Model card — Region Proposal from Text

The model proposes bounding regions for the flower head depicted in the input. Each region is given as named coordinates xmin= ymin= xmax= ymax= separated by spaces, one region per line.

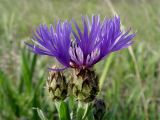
xmin=71 ymin=15 xmax=135 ymax=68
xmin=47 ymin=66 xmax=68 ymax=101
xmin=26 ymin=21 xmax=72 ymax=70
xmin=26 ymin=16 xmax=135 ymax=71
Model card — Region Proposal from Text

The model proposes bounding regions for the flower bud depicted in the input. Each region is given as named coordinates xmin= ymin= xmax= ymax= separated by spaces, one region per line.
xmin=93 ymin=99 xmax=106 ymax=120
xmin=69 ymin=68 xmax=99 ymax=102
xmin=47 ymin=68 xmax=68 ymax=101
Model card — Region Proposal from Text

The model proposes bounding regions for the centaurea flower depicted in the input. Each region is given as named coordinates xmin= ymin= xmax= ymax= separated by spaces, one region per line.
xmin=26 ymin=15 xmax=135 ymax=102
xmin=26 ymin=16 xmax=135 ymax=71
xmin=71 ymin=15 xmax=135 ymax=69
xmin=26 ymin=21 xmax=72 ymax=71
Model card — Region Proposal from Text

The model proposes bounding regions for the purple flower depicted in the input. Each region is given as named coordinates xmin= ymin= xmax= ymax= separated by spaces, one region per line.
xmin=26 ymin=16 xmax=135 ymax=71
xmin=26 ymin=21 xmax=72 ymax=70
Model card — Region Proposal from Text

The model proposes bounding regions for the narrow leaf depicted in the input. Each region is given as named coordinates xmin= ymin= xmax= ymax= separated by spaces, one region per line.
xmin=59 ymin=101 xmax=71 ymax=120
xmin=35 ymin=108 xmax=48 ymax=120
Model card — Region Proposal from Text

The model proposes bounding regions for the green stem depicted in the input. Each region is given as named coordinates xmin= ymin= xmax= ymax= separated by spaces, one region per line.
xmin=99 ymin=53 xmax=114 ymax=92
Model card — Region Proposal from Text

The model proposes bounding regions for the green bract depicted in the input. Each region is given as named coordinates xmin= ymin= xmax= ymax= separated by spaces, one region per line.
xmin=47 ymin=69 xmax=68 ymax=101
xmin=69 ymin=69 xmax=99 ymax=102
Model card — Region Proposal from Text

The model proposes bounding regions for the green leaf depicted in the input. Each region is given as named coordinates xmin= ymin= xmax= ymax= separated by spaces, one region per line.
xmin=35 ymin=108 xmax=48 ymax=120
xmin=76 ymin=103 xmax=92 ymax=120
xmin=30 ymin=54 xmax=37 ymax=79
xmin=76 ymin=107 xmax=84 ymax=120
xmin=20 ymin=48 xmax=37 ymax=94
xmin=20 ymin=48 xmax=32 ymax=93
xmin=59 ymin=101 xmax=71 ymax=120
xmin=82 ymin=104 xmax=92 ymax=120
xmin=87 ymin=110 xmax=95 ymax=120
xmin=76 ymin=102 xmax=90 ymax=120
xmin=0 ymin=70 xmax=20 ymax=117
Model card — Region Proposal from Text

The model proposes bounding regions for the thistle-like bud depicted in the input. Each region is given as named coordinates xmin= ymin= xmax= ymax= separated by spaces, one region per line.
xmin=69 ymin=68 xmax=99 ymax=102
xmin=93 ymin=99 xmax=106 ymax=120
xmin=47 ymin=67 xmax=68 ymax=101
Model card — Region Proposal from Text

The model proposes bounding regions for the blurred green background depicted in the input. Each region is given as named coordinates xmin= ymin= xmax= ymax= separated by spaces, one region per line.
xmin=0 ymin=0 xmax=160 ymax=120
